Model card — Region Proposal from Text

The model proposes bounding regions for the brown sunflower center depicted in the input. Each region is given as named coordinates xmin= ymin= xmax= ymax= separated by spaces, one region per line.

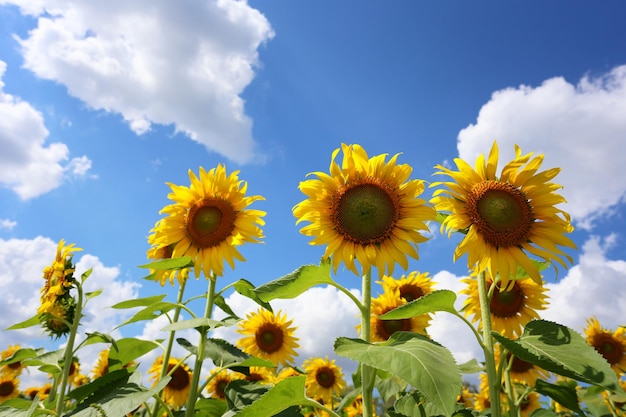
xmin=255 ymin=323 xmax=284 ymax=354
xmin=467 ymin=180 xmax=533 ymax=248
xmin=490 ymin=281 xmax=525 ymax=318
xmin=315 ymin=366 xmax=336 ymax=388
xmin=377 ymin=312 xmax=412 ymax=340
xmin=332 ymin=181 xmax=399 ymax=245
xmin=0 ymin=381 xmax=15 ymax=396
xmin=186 ymin=198 xmax=236 ymax=249
xmin=8 ymin=361 xmax=21 ymax=370
xmin=507 ymin=353 xmax=534 ymax=373
xmin=247 ymin=372 xmax=263 ymax=382
xmin=399 ymin=284 xmax=425 ymax=302
xmin=216 ymin=379 xmax=229 ymax=398
xmin=167 ymin=364 xmax=191 ymax=391
xmin=593 ymin=334 xmax=624 ymax=365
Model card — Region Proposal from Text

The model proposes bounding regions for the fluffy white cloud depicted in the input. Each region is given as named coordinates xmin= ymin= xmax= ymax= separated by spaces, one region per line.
xmin=7 ymin=0 xmax=274 ymax=164
xmin=0 ymin=218 xmax=17 ymax=230
xmin=457 ymin=65 xmax=626 ymax=229
xmin=0 ymin=61 xmax=92 ymax=199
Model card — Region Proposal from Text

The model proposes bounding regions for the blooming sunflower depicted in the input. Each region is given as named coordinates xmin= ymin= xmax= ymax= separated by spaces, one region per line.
xmin=38 ymin=239 xmax=81 ymax=315
xmin=431 ymin=141 xmax=576 ymax=288
xmin=584 ymin=317 xmax=626 ymax=375
xmin=456 ymin=387 xmax=475 ymax=408
xmin=91 ymin=349 xmax=110 ymax=380
xmin=206 ymin=368 xmax=242 ymax=400
xmin=293 ymin=143 xmax=435 ymax=278
xmin=494 ymin=345 xmax=549 ymax=386
xmin=276 ymin=366 xmax=302 ymax=382
xmin=343 ymin=394 xmax=378 ymax=417
xmin=368 ymin=291 xmax=430 ymax=342
xmin=149 ymin=165 xmax=265 ymax=279
xmin=236 ymin=308 xmax=300 ymax=366
xmin=145 ymin=240 xmax=191 ymax=286
xmin=519 ymin=392 xmax=542 ymax=417
xmin=24 ymin=386 xmax=41 ymax=400
xmin=303 ymin=356 xmax=346 ymax=403
xmin=0 ymin=374 xmax=19 ymax=402
xmin=461 ymin=273 xmax=548 ymax=339
xmin=0 ymin=345 xmax=25 ymax=377
xmin=378 ymin=271 xmax=435 ymax=302
xmin=148 ymin=355 xmax=192 ymax=409
xmin=242 ymin=366 xmax=275 ymax=384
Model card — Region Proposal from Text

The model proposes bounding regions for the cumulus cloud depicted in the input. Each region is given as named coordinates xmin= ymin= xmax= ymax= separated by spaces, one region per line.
xmin=0 ymin=218 xmax=17 ymax=230
xmin=0 ymin=60 xmax=92 ymax=199
xmin=7 ymin=0 xmax=274 ymax=164
xmin=457 ymin=65 xmax=626 ymax=229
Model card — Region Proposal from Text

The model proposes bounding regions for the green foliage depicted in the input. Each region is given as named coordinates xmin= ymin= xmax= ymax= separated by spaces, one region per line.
xmin=110 ymin=294 xmax=167 ymax=309
xmin=233 ymin=279 xmax=273 ymax=312
xmin=335 ymin=332 xmax=462 ymax=416
xmin=107 ymin=337 xmax=160 ymax=370
xmin=253 ymin=259 xmax=333 ymax=302
xmin=379 ymin=290 xmax=458 ymax=319
xmin=0 ymin=398 xmax=42 ymax=417
xmin=138 ymin=256 xmax=195 ymax=270
xmin=534 ymin=379 xmax=585 ymax=416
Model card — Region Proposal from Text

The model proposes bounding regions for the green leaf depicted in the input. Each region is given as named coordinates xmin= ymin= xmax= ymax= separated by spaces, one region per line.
xmin=108 ymin=338 xmax=160 ymax=371
xmin=534 ymin=379 xmax=584 ymax=416
xmin=68 ymin=368 xmax=132 ymax=403
xmin=161 ymin=317 xmax=224 ymax=332
xmin=214 ymin=293 xmax=240 ymax=319
xmin=228 ymin=376 xmax=319 ymax=417
xmin=85 ymin=288 xmax=103 ymax=301
xmin=493 ymin=320 xmax=623 ymax=392
xmin=6 ymin=314 xmax=41 ymax=330
xmin=138 ymin=256 xmax=194 ymax=270
xmin=334 ymin=332 xmax=462 ymax=417
xmin=114 ymin=301 xmax=177 ymax=328
xmin=457 ymin=358 xmax=483 ymax=374
xmin=253 ymin=260 xmax=333 ymax=302
xmin=110 ymin=294 xmax=166 ymax=309
xmin=194 ymin=398 xmax=229 ymax=416
xmin=0 ymin=397 xmax=41 ymax=416
xmin=233 ymin=279 xmax=273 ymax=312
xmin=81 ymin=332 xmax=118 ymax=349
xmin=394 ymin=391 xmax=425 ymax=417
xmin=23 ymin=349 xmax=63 ymax=370
xmin=380 ymin=290 xmax=458 ymax=320
xmin=0 ymin=348 xmax=43 ymax=367
xmin=80 ymin=268 xmax=93 ymax=283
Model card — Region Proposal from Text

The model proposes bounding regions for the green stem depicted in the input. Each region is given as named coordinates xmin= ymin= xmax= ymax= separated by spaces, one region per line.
xmin=503 ymin=352 xmax=519 ymax=417
xmin=477 ymin=271 xmax=502 ymax=417
xmin=328 ymin=280 xmax=365 ymax=315
xmin=360 ymin=269 xmax=375 ymax=417
xmin=55 ymin=282 xmax=84 ymax=416
xmin=184 ymin=276 xmax=217 ymax=417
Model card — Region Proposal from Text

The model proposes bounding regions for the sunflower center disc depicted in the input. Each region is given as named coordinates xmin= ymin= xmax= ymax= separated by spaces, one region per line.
xmin=400 ymin=285 xmax=424 ymax=302
xmin=490 ymin=281 xmax=525 ymax=318
xmin=256 ymin=324 xmax=284 ymax=354
xmin=335 ymin=183 xmax=397 ymax=245
xmin=186 ymin=199 xmax=236 ymax=248
xmin=168 ymin=365 xmax=190 ymax=391
xmin=508 ymin=354 xmax=533 ymax=373
xmin=0 ymin=381 xmax=13 ymax=396
xmin=469 ymin=181 xmax=533 ymax=248
xmin=379 ymin=318 xmax=411 ymax=340
xmin=316 ymin=368 xmax=336 ymax=388
xmin=597 ymin=336 xmax=622 ymax=364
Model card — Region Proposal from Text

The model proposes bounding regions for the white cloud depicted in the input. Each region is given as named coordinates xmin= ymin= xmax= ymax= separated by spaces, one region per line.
xmin=457 ymin=65 xmax=626 ymax=229
xmin=0 ymin=60 xmax=92 ymax=199
xmin=8 ymin=0 xmax=274 ymax=164
xmin=0 ymin=218 xmax=17 ymax=230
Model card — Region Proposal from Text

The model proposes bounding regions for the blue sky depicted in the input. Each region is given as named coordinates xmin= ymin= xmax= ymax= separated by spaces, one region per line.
xmin=1 ymin=1 xmax=626 ymax=388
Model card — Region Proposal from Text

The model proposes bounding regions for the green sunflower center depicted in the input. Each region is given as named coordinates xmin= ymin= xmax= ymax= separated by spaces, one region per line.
xmin=0 ymin=381 xmax=15 ymax=396
xmin=255 ymin=323 xmax=284 ymax=354
xmin=468 ymin=180 xmax=534 ymax=248
xmin=167 ymin=364 xmax=191 ymax=391
xmin=333 ymin=181 xmax=399 ymax=245
xmin=186 ymin=198 xmax=236 ymax=248
xmin=315 ymin=367 xmax=336 ymax=388
xmin=593 ymin=334 xmax=624 ymax=365
xmin=490 ymin=281 xmax=525 ymax=318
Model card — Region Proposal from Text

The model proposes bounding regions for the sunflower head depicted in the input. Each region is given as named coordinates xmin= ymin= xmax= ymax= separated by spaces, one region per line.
xmin=303 ymin=356 xmax=346 ymax=403
xmin=39 ymin=240 xmax=81 ymax=315
xmin=294 ymin=143 xmax=435 ymax=278
xmin=584 ymin=317 xmax=626 ymax=375
xmin=1 ymin=345 xmax=25 ymax=377
xmin=494 ymin=345 xmax=549 ymax=386
xmin=431 ymin=141 xmax=576 ymax=287
xmin=369 ymin=291 xmax=430 ymax=342
xmin=236 ymin=308 xmax=300 ymax=366
xmin=148 ymin=355 xmax=193 ymax=409
xmin=145 ymin=240 xmax=191 ymax=286
xmin=378 ymin=271 xmax=435 ymax=302
xmin=0 ymin=373 xmax=19 ymax=402
xmin=149 ymin=165 xmax=265 ymax=279
xmin=40 ymin=296 xmax=76 ymax=338
xmin=206 ymin=368 xmax=242 ymax=400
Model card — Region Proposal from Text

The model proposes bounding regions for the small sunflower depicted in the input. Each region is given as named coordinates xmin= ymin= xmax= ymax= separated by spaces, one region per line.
xmin=40 ymin=298 xmax=76 ymax=338
xmin=236 ymin=308 xmax=300 ymax=366
xmin=67 ymin=357 xmax=81 ymax=387
xmin=584 ymin=317 xmax=626 ymax=375
xmin=0 ymin=345 xmax=25 ymax=377
xmin=24 ymin=386 xmax=41 ymax=400
xmin=343 ymin=394 xmax=378 ymax=417
xmin=378 ymin=271 xmax=435 ymax=302
xmin=293 ymin=143 xmax=435 ymax=278
xmin=275 ymin=366 xmax=302 ymax=382
xmin=431 ymin=141 xmax=576 ymax=288
xmin=242 ymin=366 xmax=275 ymax=384
xmin=206 ymin=368 xmax=242 ymax=400
xmin=461 ymin=273 xmax=548 ymax=339
xmin=456 ymin=387 xmax=474 ymax=409
xmin=38 ymin=240 xmax=81 ymax=314
xmin=149 ymin=165 xmax=265 ymax=279
xmin=495 ymin=345 xmax=549 ymax=386
xmin=303 ymin=356 xmax=345 ymax=403
xmin=146 ymin=240 xmax=191 ymax=286
xmin=369 ymin=291 xmax=430 ymax=342
xmin=91 ymin=349 xmax=110 ymax=380
xmin=148 ymin=355 xmax=192 ymax=409
xmin=519 ymin=392 xmax=542 ymax=417
xmin=0 ymin=374 xmax=19 ymax=402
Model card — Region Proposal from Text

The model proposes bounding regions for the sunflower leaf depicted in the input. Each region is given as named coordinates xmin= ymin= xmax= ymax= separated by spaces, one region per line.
xmin=0 ymin=398 xmax=41 ymax=416
xmin=334 ymin=332 xmax=461 ymax=417
xmin=161 ymin=317 xmax=223 ymax=332
xmin=5 ymin=314 xmax=41 ymax=330
xmin=233 ymin=279 xmax=273 ymax=312
xmin=108 ymin=338 xmax=160 ymax=371
xmin=110 ymin=294 xmax=167 ymax=309
xmin=114 ymin=301 xmax=177 ymax=329
xmin=137 ymin=256 xmax=194 ymax=270
xmin=253 ymin=260 xmax=333 ymax=302
xmin=534 ymin=379 xmax=585 ymax=416
xmin=379 ymin=290 xmax=457 ymax=320
xmin=493 ymin=320 xmax=624 ymax=393
xmin=0 ymin=347 xmax=43 ymax=367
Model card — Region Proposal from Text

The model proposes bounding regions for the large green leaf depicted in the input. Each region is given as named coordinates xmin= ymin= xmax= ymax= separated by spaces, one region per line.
xmin=0 ymin=348 xmax=43 ymax=367
xmin=114 ymin=301 xmax=178 ymax=328
xmin=233 ymin=279 xmax=273 ymax=312
xmin=534 ymin=379 xmax=584 ymax=416
xmin=0 ymin=398 xmax=42 ymax=416
xmin=335 ymin=332 xmax=461 ymax=417
xmin=253 ymin=260 xmax=333 ymax=302
xmin=161 ymin=317 xmax=224 ymax=332
xmin=110 ymin=294 xmax=166 ymax=309
xmin=493 ymin=320 xmax=623 ymax=393
xmin=138 ymin=256 xmax=194 ymax=270
xmin=108 ymin=338 xmax=160 ymax=371
xmin=6 ymin=314 xmax=40 ymax=331
xmin=379 ymin=290 xmax=458 ymax=320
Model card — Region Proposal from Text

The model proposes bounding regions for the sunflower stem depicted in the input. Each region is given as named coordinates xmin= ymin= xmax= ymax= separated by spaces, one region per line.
xmin=477 ymin=271 xmax=502 ymax=417
xmin=184 ymin=275 xmax=217 ymax=417
xmin=55 ymin=281 xmax=84 ymax=416
xmin=360 ymin=269 xmax=375 ymax=417
xmin=503 ymin=353 xmax=520 ymax=417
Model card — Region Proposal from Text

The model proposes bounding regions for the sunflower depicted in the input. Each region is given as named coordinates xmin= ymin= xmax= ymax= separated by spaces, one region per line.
xmin=24 ymin=386 xmax=41 ymax=400
xmin=343 ymin=394 xmax=378 ymax=417
xmin=148 ymin=165 xmax=265 ymax=280
xmin=91 ymin=349 xmax=110 ymax=380
xmin=461 ymin=273 xmax=548 ymax=339
xmin=146 ymin=240 xmax=191 ymax=286
xmin=40 ymin=298 xmax=76 ymax=338
xmin=494 ymin=345 xmax=549 ymax=386
xmin=368 ymin=291 xmax=430 ymax=342
xmin=242 ymin=366 xmax=276 ymax=384
xmin=474 ymin=373 xmax=504 ymax=413
xmin=0 ymin=345 xmax=25 ymax=377
xmin=38 ymin=239 xmax=81 ymax=315
xmin=148 ymin=355 xmax=192 ymax=409
xmin=456 ymin=387 xmax=474 ymax=409
xmin=206 ymin=368 xmax=242 ymax=400
xmin=584 ymin=317 xmax=626 ymax=375
xmin=276 ymin=366 xmax=302 ymax=382
xmin=0 ymin=374 xmax=19 ymax=402
xmin=303 ymin=356 xmax=345 ymax=403
xmin=519 ymin=392 xmax=542 ymax=417
xmin=236 ymin=308 xmax=300 ymax=366
xmin=431 ymin=141 xmax=576 ymax=288
xmin=378 ymin=271 xmax=435 ymax=302
xmin=293 ymin=143 xmax=435 ymax=278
